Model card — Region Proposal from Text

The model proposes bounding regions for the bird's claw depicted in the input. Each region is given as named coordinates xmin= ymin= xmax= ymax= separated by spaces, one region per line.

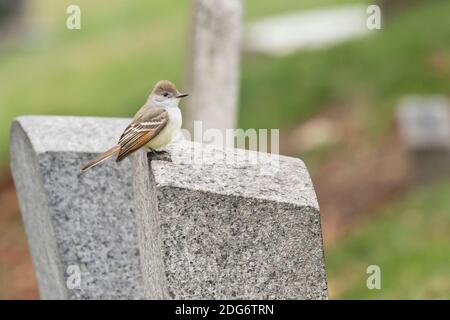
xmin=147 ymin=149 xmax=172 ymax=162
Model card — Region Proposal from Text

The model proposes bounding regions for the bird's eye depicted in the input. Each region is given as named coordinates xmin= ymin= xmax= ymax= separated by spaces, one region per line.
xmin=163 ymin=92 xmax=169 ymax=97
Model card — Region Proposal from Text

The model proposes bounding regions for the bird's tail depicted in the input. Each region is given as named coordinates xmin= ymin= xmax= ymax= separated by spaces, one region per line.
xmin=80 ymin=145 xmax=120 ymax=172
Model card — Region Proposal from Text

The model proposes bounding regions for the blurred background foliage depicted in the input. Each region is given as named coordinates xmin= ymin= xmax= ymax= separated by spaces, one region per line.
xmin=0 ymin=0 xmax=449 ymax=299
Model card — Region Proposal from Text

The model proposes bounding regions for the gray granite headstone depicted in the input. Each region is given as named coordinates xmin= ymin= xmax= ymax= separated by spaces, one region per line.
xmin=133 ymin=137 xmax=328 ymax=299
xmin=10 ymin=116 xmax=328 ymax=299
xmin=10 ymin=116 xmax=143 ymax=299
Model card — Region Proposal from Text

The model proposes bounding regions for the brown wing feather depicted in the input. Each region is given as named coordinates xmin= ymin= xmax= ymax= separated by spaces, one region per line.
xmin=116 ymin=107 xmax=168 ymax=162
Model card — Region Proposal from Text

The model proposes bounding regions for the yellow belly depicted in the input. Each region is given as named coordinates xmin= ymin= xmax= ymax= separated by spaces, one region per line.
xmin=146 ymin=107 xmax=182 ymax=150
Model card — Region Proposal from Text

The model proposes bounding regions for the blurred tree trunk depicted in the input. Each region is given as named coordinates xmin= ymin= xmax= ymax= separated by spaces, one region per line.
xmin=0 ymin=0 xmax=25 ymax=24
xmin=376 ymin=0 xmax=420 ymax=15
xmin=184 ymin=0 xmax=242 ymax=144
xmin=0 ymin=0 xmax=26 ymax=40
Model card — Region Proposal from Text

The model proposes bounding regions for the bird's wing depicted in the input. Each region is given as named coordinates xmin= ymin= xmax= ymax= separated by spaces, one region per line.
xmin=116 ymin=107 xmax=169 ymax=162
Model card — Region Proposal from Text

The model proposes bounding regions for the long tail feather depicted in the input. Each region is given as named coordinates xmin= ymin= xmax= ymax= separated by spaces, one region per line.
xmin=80 ymin=145 xmax=120 ymax=172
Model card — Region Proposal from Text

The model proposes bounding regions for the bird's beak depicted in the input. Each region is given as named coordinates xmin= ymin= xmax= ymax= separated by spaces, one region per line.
xmin=176 ymin=93 xmax=189 ymax=98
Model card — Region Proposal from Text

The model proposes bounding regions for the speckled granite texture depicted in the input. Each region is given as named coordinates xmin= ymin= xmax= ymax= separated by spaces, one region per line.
xmin=133 ymin=135 xmax=328 ymax=299
xmin=10 ymin=116 xmax=328 ymax=300
xmin=10 ymin=116 xmax=143 ymax=299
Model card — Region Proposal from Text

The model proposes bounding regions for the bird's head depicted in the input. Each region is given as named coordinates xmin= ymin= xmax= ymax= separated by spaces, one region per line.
xmin=149 ymin=80 xmax=188 ymax=107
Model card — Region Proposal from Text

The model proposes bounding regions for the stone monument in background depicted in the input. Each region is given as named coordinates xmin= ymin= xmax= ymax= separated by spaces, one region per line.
xmin=397 ymin=95 xmax=450 ymax=184
xmin=184 ymin=0 xmax=242 ymax=144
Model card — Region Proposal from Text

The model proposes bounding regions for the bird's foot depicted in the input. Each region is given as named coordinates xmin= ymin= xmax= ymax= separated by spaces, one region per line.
xmin=147 ymin=149 xmax=172 ymax=162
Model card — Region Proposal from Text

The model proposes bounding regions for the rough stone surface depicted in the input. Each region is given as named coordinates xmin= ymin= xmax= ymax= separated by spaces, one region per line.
xmin=133 ymin=138 xmax=328 ymax=299
xmin=11 ymin=116 xmax=328 ymax=300
xmin=10 ymin=116 xmax=143 ymax=299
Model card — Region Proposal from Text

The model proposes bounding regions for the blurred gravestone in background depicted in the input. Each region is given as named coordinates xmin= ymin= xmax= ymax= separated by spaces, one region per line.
xmin=0 ymin=0 xmax=25 ymax=41
xmin=184 ymin=0 xmax=242 ymax=144
xmin=397 ymin=96 xmax=450 ymax=184
xmin=245 ymin=5 xmax=369 ymax=57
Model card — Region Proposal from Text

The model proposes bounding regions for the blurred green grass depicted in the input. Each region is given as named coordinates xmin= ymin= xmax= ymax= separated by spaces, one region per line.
xmin=0 ymin=0 xmax=449 ymax=299
xmin=327 ymin=181 xmax=450 ymax=299
xmin=240 ymin=0 xmax=450 ymax=135
xmin=0 ymin=0 xmax=367 ymax=168
xmin=3 ymin=0 xmax=448 ymax=166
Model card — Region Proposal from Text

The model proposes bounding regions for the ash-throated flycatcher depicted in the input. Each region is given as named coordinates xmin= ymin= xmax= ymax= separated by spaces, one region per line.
xmin=81 ymin=80 xmax=188 ymax=172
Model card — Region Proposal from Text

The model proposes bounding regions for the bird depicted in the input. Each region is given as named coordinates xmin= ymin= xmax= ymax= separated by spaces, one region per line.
xmin=80 ymin=80 xmax=188 ymax=172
